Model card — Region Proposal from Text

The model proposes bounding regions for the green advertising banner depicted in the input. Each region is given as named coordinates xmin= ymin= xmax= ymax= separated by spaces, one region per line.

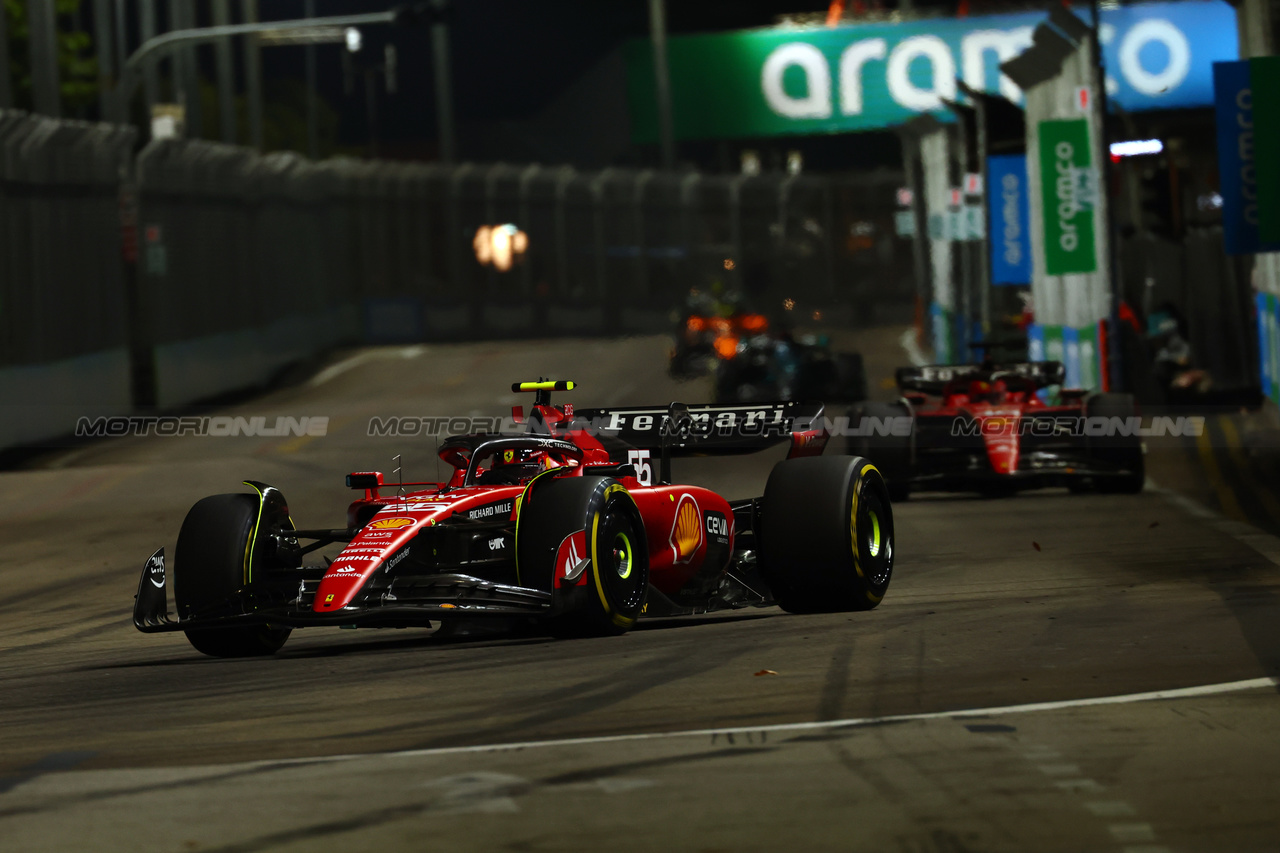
xmin=1251 ymin=56 xmax=1280 ymax=243
xmin=624 ymin=2 xmax=1238 ymax=141
xmin=1038 ymin=119 xmax=1098 ymax=276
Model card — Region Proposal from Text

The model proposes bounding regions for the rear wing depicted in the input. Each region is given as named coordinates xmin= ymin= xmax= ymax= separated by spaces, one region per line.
xmin=570 ymin=401 xmax=828 ymax=472
xmin=896 ymin=361 xmax=1065 ymax=395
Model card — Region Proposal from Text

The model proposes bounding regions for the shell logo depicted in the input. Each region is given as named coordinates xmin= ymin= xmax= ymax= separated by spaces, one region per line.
xmin=669 ymin=494 xmax=703 ymax=564
xmin=368 ymin=517 xmax=414 ymax=530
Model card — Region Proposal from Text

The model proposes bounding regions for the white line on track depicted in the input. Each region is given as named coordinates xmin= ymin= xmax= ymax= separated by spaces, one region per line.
xmin=1153 ymin=482 xmax=1280 ymax=568
xmin=307 ymin=346 xmax=426 ymax=388
xmin=168 ymin=676 xmax=1278 ymax=775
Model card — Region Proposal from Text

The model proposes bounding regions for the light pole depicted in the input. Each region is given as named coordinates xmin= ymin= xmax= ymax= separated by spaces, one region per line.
xmin=110 ymin=10 xmax=403 ymax=125
xmin=647 ymin=0 xmax=674 ymax=170
xmin=429 ymin=0 xmax=456 ymax=163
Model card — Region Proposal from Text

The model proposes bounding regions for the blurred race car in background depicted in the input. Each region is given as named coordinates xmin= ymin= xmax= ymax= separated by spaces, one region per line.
xmin=849 ymin=360 xmax=1144 ymax=501
xmin=670 ymin=309 xmax=867 ymax=405
xmin=135 ymin=381 xmax=896 ymax=657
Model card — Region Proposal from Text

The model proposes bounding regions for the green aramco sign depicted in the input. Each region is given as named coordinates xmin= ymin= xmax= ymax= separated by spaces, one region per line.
xmin=1037 ymin=119 xmax=1097 ymax=276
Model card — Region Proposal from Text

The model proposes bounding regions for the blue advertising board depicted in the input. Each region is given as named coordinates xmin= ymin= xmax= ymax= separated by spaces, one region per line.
xmin=987 ymin=155 xmax=1032 ymax=285
xmin=1214 ymin=60 xmax=1280 ymax=254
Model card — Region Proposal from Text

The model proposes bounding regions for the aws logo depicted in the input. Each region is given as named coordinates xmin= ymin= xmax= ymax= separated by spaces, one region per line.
xmin=368 ymin=517 xmax=414 ymax=530
xmin=669 ymin=494 xmax=702 ymax=564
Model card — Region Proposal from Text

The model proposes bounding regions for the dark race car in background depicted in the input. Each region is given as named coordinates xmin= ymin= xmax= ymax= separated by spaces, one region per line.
xmin=135 ymin=381 xmax=896 ymax=657
xmin=670 ymin=310 xmax=867 ymax=405
xmin=849 ymin=361 xmax=1144 ymax=501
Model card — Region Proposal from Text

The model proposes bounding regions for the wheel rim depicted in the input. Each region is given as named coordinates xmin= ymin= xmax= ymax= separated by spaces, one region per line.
xmin=596 ymin=500 xmax=647 ymax=616
xmin=866 ymin=510 xmax=881 ymax=558
xmin=856 ymin=480 xmax=893 ymax=588
xmin=613 ymin=531 xmax=633 ymax=579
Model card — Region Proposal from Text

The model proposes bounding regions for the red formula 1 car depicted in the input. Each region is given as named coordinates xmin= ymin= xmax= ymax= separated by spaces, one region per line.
xmin=848 ymin=361 xmax=1144 ymax=501
xmin=135 ymin=381 xmax=895 ymax=657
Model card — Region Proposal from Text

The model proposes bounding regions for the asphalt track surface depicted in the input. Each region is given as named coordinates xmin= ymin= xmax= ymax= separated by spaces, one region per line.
xmin=2 ymin=331 xmax=1279 ymax=852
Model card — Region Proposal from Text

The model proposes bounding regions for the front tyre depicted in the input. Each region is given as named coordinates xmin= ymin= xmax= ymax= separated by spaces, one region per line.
xmin=759 ymin=456 xmax=894 ymax=613
xmin=174 ymin=493 xmax=291 ymax=658
xmin=516 ymin=476 xmax=650 ymax=637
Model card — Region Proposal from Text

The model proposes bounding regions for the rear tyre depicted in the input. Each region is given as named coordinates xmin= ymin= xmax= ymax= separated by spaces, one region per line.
xmin=516 ymin=476 xmax=650 ymax=637
xmin=848 ymin=401 xmax=912 ymax=502
xmin=1085 ymin=393 xmax=1145 ymax=494
xmin=834 ymin=352 xmax=868 ymax=402
xmin=174 ymin=493 xmax=291 ymax=658
xmin=759 ymin=456 xmax=894 ymax=613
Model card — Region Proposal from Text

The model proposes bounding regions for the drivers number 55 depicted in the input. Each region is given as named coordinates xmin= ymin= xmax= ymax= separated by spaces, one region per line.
xmin=627 ymin=450 xmax=653 ymax=486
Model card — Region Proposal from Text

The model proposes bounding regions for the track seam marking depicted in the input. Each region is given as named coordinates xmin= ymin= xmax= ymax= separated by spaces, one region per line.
xmin=107 ymin=676 xmax=1277 ymax=775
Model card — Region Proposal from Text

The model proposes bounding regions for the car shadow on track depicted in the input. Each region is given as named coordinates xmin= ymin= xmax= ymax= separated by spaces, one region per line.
xmin=89 ymin=611 xmax=781 ymax=668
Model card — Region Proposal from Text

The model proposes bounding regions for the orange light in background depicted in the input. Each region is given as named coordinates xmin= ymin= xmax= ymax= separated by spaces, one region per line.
xmin=713 ymin=335 xmax=740 ymax=359
xmin=738 ymin=314 xmax=768 ymax=332
xmin=473 ymin=223 xmax=529 ymax=272
xmin=783 ymin=298 xmax=795 ymax=310
xmin=686 ymin=316 xmax=706 ymax=332
xmin=812 ymin=310 xmax=822 ymax=321
xmin=723 ymin=258 xmax=735 ymax=270
xmin=709 ymin=317 xmax=732 ymax=335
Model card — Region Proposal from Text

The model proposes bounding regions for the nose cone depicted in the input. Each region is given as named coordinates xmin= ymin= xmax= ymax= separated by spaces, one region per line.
xmin=313 ymin=517 xmax=417 ymax=612
xmin=977 ymin=408 xmax=1021 ymax=476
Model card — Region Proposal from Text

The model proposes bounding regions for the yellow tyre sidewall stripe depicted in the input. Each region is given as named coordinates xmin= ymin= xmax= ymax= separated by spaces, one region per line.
xmin=849 ymin=461 xmax=885 ymax=604
xmin=592 ymin=483 xmax=639 ymax=628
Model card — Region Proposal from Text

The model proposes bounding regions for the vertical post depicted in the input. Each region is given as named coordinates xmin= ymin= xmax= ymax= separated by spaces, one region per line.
xmin=1237 ymin=0 xmax=1275 ymax=58
xmin=0 ymin=1 xmax=10 ymax=109
xmin=93 ymin=0 xmax=114 ymax=117
xmin=114 ymin=0 xmax=128 ymax=83
xmin=901 ymin=136 xmax=929 ymax=345
xmin=241 ymin=0 xmax=263 ymax=150
xmin=169 ymin=0 xmax=201 ymax=138
xmin=430 ymin=0 xmax=456 ymax=163
xmin=648 ymin=0 xmax=675 ymax=170
xmin=304 ymin=0 xmax=318 ymax=159
xmin=365 ymin=69 xmax=378 ymax=158
xmin=140 ymin=0 xmax=158 ymax=115
xmin=0 ymin=9 xmax=9 ymax=109
xmin=1089 ymin=0 xmax=1121 ymax=391
xmin=27 ymin=0 xmax=62 ymax=117
xmin=973 ymin=97 xmax=991 ymax=338
xmin=213 ymin=0 xmax=236 ymax=143
xmin=955 ymin=124 xmax=973 ymax=356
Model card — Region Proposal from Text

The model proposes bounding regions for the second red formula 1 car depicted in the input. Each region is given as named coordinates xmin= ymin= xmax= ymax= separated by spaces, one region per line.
xmin=134 ymin=381 xmax=896 ymax=657
xmin=848 ymin=361 xmax=1144 ymax=501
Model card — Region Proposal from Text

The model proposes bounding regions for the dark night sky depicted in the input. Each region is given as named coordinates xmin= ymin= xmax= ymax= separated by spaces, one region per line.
xmin=257 ymin=1 xmax=832 ymax=151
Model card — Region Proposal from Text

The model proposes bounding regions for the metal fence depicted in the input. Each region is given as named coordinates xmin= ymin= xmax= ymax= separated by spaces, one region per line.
xmin=1 ymin=112 xmax=913 ymax=445
xmin=135 ymin=149 xmax=914 ymax=346
xmin=0 ymin=111 xmax=137 ymax=450
xmin=0 ymin=112 xmax=135 ymax=368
